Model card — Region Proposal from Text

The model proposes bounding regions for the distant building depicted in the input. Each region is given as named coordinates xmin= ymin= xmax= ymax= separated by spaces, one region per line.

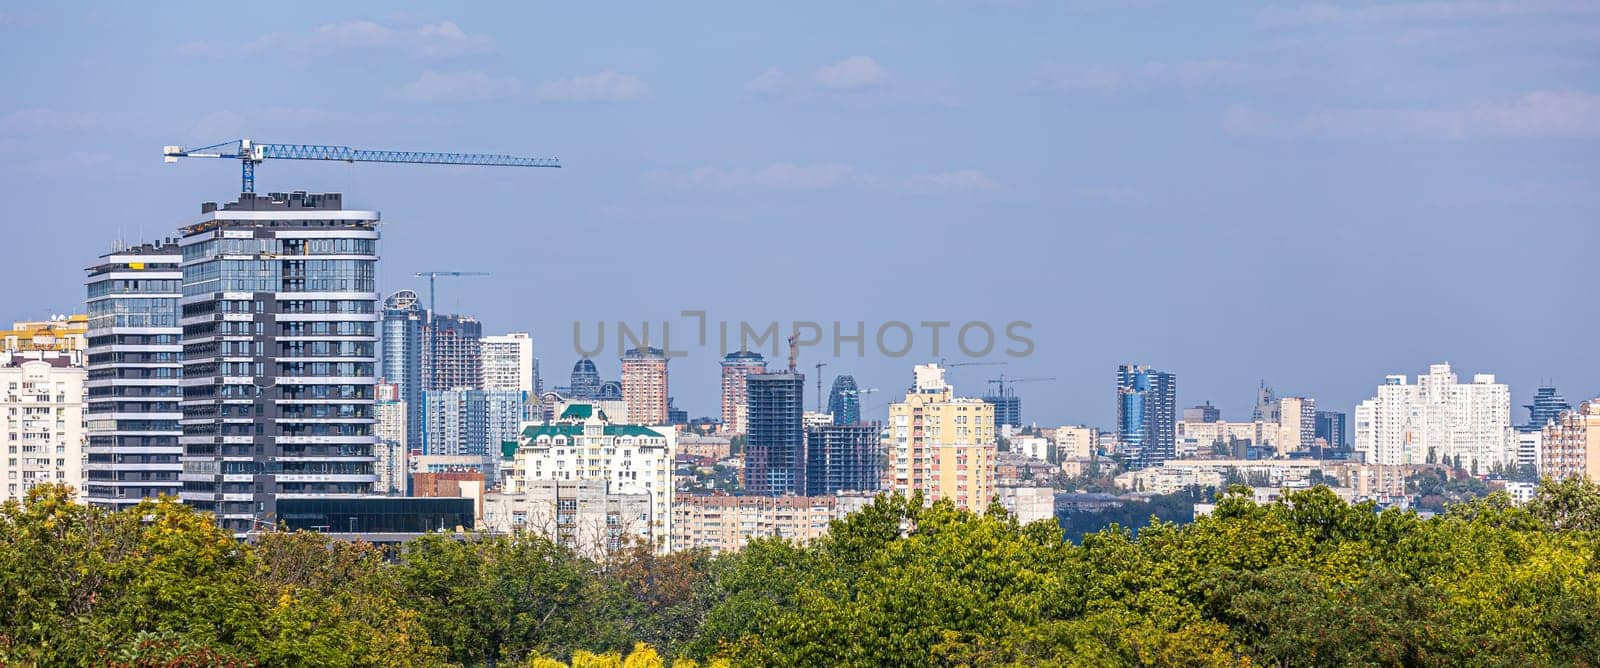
xmin=745 ymin=371 xmax=805 ymax=495
xmin=84 ymin=240 xmax=181 ymax=510
xmin=1542 ymin=400 xmax=1600 ymax=483
xmin=1051 ymin=425 xmax=1099 ymax=460
xmin=1 ymin=315 xmax=89 ymax=354
xmin=984 ymin=393 xmax=1022 ymax=433
xmin=501 ymin=404 xmax=675 ymax=551
xmin=374 ymin=382 xmax=408 ymax=495
xmin=481 ymin=480 xmax=650 ymax=557
xmin=1117 ymin=364 xmax=1177 ymax=469
xmin=997 ymin=486 xmax=1055 ymax=524
xmin=621 ymin=346 xmax=669 ymax=425
xmin=1315 ymin=410 xmax=1347 ymax=449
xmin=428 ymin=313 xmax=482 ymax=392
xmin=1183 ymin=402 xmax=1221 ymax=423
xmin=481 ymin=333 xmax=536 ymax=419
xmin=888 ymin=364 xmax=997 ymax=512
xmin=1252 ymin=382 xmax=1280 ymax=422
xmin=422 ymin=389 xmax=524 ymax=459
xmin=827 ymin=374 xmax=862 ymax=425
xmin=1523 ymin=385 xmax=1571 ymax=432
xmin=804 ymin=421 xmax=883 ymax=495
xmin=1 ymin=353 xmax=86 ymax=501
xmin=1278 ymin=396 xmax=1317 ymax=453
xmin=1353 ymin=363 xmax=1512 ymax=470
xmin=719 ymin=350 xmax=766 ymax=435
xmin=667 ymin=397 xmax=688 ymax=425
xmin=671 ymin=493 xmax=837 ymax=555
xmin=380 ymin=290 xmax=427 ymax=467
xmin=1516 ymin=430 xmax=1542 ymax=476
xmin=569 ymin=358 xmax=601 ymax=400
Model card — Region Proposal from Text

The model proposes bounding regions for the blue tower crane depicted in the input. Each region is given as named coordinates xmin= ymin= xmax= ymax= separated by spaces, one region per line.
xmin=162 ymin=138 xmax=560 ymax=193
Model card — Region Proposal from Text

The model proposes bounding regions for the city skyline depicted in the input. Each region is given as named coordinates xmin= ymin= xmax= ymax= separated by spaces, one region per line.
xmin=1 ymin=3 xmax=1596 ymax=427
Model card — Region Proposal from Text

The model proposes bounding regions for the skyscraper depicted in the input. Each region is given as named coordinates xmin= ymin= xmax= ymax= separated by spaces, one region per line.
xmin=428 ymin=313 xmax=482 ymax=391
xmin=745 ymin=371 xmax=805 ymax=495
xmin=804 ymin=421 xmax=882 ymax=495
xmin=481 ymin=332 xmax=535 ymax=419
xmin=1315 ymin=410 xmax=1347 ymax=450
xmin=1353 ymin=363 xmax=1512 ymax=470
xmin=1523 ymin=385 xmax=1572 ymax=432
xmin=422 ymin=388 xmax=523 ymax=458
xmin=380 ymin=289 xmax=425 ymax=456
xmin=886 ymin=364 xmax=997 ymax=511
xmin=621 ymin=346 xmax=668 ymax=425
xmin=719 ymin=350 xmax=766 ymax=434
xmin=985 ymin=393 xmax=1022 ymax=432
xmin=827 ymin=374 xmax=861 ymax=425
xmin=178 ymin=192 xmax=380 ymax=534
xmin=84 ymin=240 xmax=183 ymax=510
xmin=1116 ymin=364 xmax=1177 ymax=470
xmin=373 ymin=381 xmax=408 ymax=496
xmin=569 ymin=358 xmax=601 ymax=399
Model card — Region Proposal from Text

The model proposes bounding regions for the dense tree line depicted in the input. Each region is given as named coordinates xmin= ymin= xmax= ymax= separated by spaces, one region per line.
xmin=4 ymin=479 xmax=1600 ymax=666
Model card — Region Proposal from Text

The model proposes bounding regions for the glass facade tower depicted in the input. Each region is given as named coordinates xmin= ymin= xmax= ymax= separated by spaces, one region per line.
xmin=1116 ymin=364 xmax=1177 ymax=470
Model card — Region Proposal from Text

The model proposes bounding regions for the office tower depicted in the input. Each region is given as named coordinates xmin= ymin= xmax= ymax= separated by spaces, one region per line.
xmin=178 ymin=192 xmax=379 ymax=534
xmin=621 ymin=346 xmax=668 ymax=425
xmin=719 ymin=350 xmax=767 ymax=434
xmin=1 ymin=352 xmax=87 ymax=501
xmin=374 ymin=381 xmax=408 ymax=495
xmin=380 ymin=289 xmax=426 ymax=456
xmin=804 ymin=421 xmax=883 ymax=495
xmin=422 ymin=388 xmax=524 ymax=459
xmin=83 ymin=240 xmax=182 ymax=509
xmin=1315 ymin=410 xmax=1347 ymax=449
xmin=1523 ymin=385 xmax=1571 ymax=432
xmin=888 ymin=364 xmax=997 ymax=512
xmin=1116 ymin=364 xmax=1177 ymax=470
xmin=1183 ymin=402 xmax=1221 ymax=423
xmin=1252 ymin=382 xmax=1279 ymax=422
xmin=428 ymin=313 xmax=482 ymax=391
xmin=827 ymin=374 xmax=861 ymax=425
xmin=1542 ymin=400 xmax=1600 ymax=482
xmin=745 ymin=371 xmax=805 ymax=495
xmin=1278 ymin=396 xmax=1317 ymax=453
xmin=482 ymin=332 xmax=535 ymax=420
xmin=501 ymin=403 xmax=675 ymax=552
xmin=1352 ymin=363 xmax=1512 ymax=470
xmin=569 ymin=358 xmax=601 ymax=399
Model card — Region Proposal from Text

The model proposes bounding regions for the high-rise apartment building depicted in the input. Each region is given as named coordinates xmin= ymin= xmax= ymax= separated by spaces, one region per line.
xmin=1352 ymin=363 xmax=1512 ymax=470
xmin=374 ymin=381 xmax=407 ymax=495
xmin=422 ymin=388 xmax=524 ymax=459
xmin=427 ymin=313 xmax=482 ymax=391
xmin=827 ymin=374 xmax=861 ymax=425
xmin=745 ymin=371 xmax=805 ymax=495
xmin=804 ymin=421 xmax=883 ymax=495
xmin=1315 ymin=410 xmax=1347 ymax=450
xmin=1542 ymin=400 xmax=1600 ymax=482
xmin=719 ymin=350 xmax=766 ymax=434
xmin=1278 ymin=396 xmax=1317 ymax=453
xmin=501 ymin=403 xmax=675 ymax=551
xmin=83 ymin=241 xmax=183 ymax=509
xmin=1116 ymin=364 xmax=1177 ymax=470
xmin=621 ymin=346 xmax=668 ymax=425
xmin=1523 ymin=385 xmax=1571 ymax=432
xmin=1 ymin=353 xmax=86 ymax=501
xmin=569 ymin=358 xmax=601 ymax=399
xmin=177 ymin=192 xmax=380 ymax=533
xmin=380 ymin=289 xmax=426 ymax=455
xmin=481 ymin=332 xmax=535 ymax=419
xmin=887 ymin=364 xmax=997 ymax=512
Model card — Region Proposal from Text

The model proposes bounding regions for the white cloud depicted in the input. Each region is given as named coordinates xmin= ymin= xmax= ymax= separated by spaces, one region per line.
xmin=813 ymin=56 xmax=889 ymax=90
xmin=401 ymin=70 xmax=522 ymax=103
xmin=535 ymin=71 xmax=649 ymax=103
xmin=178 ymin=20 xmax=494 ymax=58
xmin=1226 ymin=90 xmax=1600 ymax=139
xmin=906 ymin=170 xmax=997 ymax=192
xmin=642 ymin=163 xmax=877 ymax=192
xmin=1034 ymin=60 xmax=1254 ymax=92
xmin=1 ymin=109 xmax=103 ymax=132
xmin=745 ymin=66 xmax=786 ymax=94
xmin=1260 ymin=0 xmax=1600 ymax=27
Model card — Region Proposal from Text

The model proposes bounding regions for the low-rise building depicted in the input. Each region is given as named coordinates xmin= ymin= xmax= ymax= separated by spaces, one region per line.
xmin=1051 ymin=425 xmax=1099 ymax=460
xmin=997 ymin=486 xmax=1055 ymax=524
xmin=481 ymin=480 xmax=651 ymax=557
xmin=671 ymin=493 xmax=837 ymax=554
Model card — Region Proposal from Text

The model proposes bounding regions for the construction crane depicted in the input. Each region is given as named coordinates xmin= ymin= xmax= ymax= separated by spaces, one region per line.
xmin=986 ymin=374 xmax=1057 ymax=398
xmin=938 ymin=358 xmax=1007 ymax=369
xmin=814 ymin=362 xmax=829 ymax=412
xmin=414 ymin=271 xmax=489 ymax=314
xmin=162 ymin=138 xmax=560 ymax=194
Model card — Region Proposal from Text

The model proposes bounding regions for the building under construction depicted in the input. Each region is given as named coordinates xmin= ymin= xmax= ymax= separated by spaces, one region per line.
xmin=745 ymin=371 xmax=805 ymax=495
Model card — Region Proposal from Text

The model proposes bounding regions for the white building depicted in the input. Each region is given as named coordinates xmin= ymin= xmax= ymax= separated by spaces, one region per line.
xmin=481 ymin=333 xmax=536 ymax=419
xmin=1012 ymin=435 xmax=1051 ymax=462
xmin=1354 ymin=363 xmax=1512 ymax=471
xmin=481 ymin=480 xmax=651 ymax=558
xmin=374 ymin=382 xmax=408 ymax=495
xmin=998 ymin=486 xmax=1055 ymax=524
xmin=501 ymin=403 xmax=674 ymax=552
xmin=2 ymin=354 xmax=86 ymax=501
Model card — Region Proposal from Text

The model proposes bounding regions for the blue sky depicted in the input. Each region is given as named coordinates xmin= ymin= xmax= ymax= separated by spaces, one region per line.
xmin=1 ymin=2 xmax=1596 ymax=426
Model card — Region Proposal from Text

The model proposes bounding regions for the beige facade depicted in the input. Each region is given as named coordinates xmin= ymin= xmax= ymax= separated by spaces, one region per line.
xmin=1051 ymin=425 xmax=1098 ymax=460
xmin=671 ymin=493 xmax=836 ymax=555
xmin=1278 ymin=396 xmax=1316 ymax=453
xmin=2 ymin=354 xmax=86 ymax=501
xmin=887 ymin=364 xmax=997 ymax=512
xmin=1543 ymin=400 xmax=1600 ymax=482
xmin=621 ymin=347 xmax=668 ymax=426
xmin=481 ymin=480 xmax=652 ymax=558
xmin=718 ymin=351 xmax=765 ymax=435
